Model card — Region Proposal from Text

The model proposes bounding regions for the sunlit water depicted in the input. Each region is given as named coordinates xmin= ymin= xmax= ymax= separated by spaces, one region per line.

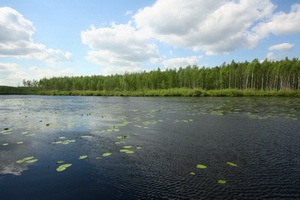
xmin=0 ymin=95 xmax=300 ymax=199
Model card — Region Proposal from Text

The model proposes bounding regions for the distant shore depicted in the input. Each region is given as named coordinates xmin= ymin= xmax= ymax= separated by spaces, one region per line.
xmin=1 ymin=87 xmax=299 ymax=97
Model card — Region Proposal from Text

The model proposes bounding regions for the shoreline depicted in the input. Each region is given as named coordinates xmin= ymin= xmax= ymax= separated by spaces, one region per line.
xmin=1 ymin=88 xmax=300 ymax=97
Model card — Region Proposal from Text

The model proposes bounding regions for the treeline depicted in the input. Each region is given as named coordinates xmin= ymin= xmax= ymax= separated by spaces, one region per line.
xmin=0 ymin=86 xmax=38 ymax=95
xmin=26 ymin=58 xmax=300 ymax=91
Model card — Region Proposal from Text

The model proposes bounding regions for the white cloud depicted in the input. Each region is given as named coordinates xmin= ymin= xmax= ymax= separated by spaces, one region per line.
xmin=266 ymin=52 xmax=276 ymax=60
xmin=134 ymin=0 xmax=276 ymax=55
xmin=0 ymin=7 xmax=72 ymax=66
xmin=0 ymin=62 xmax=75 ymax=86
xmin=269 ymin=43 xmax=294 ymax=51
xmin=162 ymin=56 xmax=200 ymax=69
xmin=0 ymin=63 xmax=26 ymax=86
xmin=254 ymin=4 xmax=300 ymax=37
xmin=29 ymin=66 xmax=75 ymax=79
xmin=81 ymin=23 xmax=159 ymax=73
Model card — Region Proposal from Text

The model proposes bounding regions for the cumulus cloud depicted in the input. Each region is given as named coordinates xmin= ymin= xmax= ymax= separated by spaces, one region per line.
xmin=81 ymin=23 xmax=159 ymax=73
xmin=0 ymin=63 xmax=26 ymax=86
xmin=254 ymin=4 xmax=300 ymax=37
xmin=80 ymin=0 xmax=300 ymax=72
xmin=162 ymin=56 xmax=200 ymax=69
xmin=29 ymin=66 xmax=75 ymax=78
xmin=0 ymin=7 xmax=72 ymax=66
xmin=134 ymin=0 xmax=276 ymax=55
xmin=0 ymin=62 xmax=75 ymax=86
xmin=269 ymin=43 xmax=294 ymax=51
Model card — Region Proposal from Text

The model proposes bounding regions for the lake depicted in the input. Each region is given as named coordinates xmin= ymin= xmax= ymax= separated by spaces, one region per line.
xmin=0 ymin=95 xmax=300 ymax=199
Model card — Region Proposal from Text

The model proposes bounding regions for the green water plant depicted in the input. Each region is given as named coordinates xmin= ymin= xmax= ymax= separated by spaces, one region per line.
xmin=226 ymin=162 xmax=238 ymax=167
xmin=217 ymin=180 xmax=227 ymax=184
xmin=102 ymin=153 xmax=112 ymax=157
xmin=79 ymin=155 xmax=88 ymax=159
xmin=56 ymin=164 xmax=72 ymax=172
xmin=196 ymin=164 xmax=207 ymax=169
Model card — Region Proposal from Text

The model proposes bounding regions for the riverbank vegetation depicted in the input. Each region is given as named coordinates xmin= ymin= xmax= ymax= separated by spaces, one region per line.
xmin=2 ymin=58 xmax=300 ymax=96
xmin=35 ymin=88 xmax=300 ymax=97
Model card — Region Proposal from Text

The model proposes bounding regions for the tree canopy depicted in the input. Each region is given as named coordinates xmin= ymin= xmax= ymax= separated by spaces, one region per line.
xmin=24 ymin=58 xmax=300 ymax=91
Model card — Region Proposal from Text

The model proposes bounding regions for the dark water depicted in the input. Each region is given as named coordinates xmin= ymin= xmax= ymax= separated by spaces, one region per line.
xmin=0 ymin=96 xmax=300 ymax=200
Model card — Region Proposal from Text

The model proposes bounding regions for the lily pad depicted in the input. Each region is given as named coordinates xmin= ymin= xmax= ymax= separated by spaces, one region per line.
xmin=123 ymin=146 xmax=132 ymax=149
xmin=56 ymin=164 xmax=72 ymax=172
xmin=59 ymin=136 xmax=66 ymax=139
xmin=80 ymin=135 xmax=92 ymax=139
xmin=196 ymin=164 xmax=207 ymax=169
xmin=79 ymin=155 xmax=88 ymax=159
xmin=16 ymin=141 xmax=23 ymax=144
xmin=116 ymin=135 xmax=128 ymax=139
xmin=189 ymin=172 xmax=196 ymax=175
xmin=120 ymin=149 xmax=134 ymax=154
xmin=23 ymin=157 xmax=35 ymax=161
xmin=102 ymin=153 xmax=112 ymax=157
xmin=56 ymin=160 xmax=65 ymax=164
xmin=16 ymin=156 xmax=35 ymax=164
xmin=226 ymin=162 xmax=238 ymax=167
xmin=26 ymin=159 xmax=38 ymax=163
xmin=115 ymin=141 xmax=125 ymax=145
xmin=136 ymin=147 xmax=142 ymax=150
xmin=2 ymin=143 xmax=9 ymax=146
xmin=217 ymin=180 xmax=227 ymax=184
xmin=53 ymin=139 xmax=76 ymax=145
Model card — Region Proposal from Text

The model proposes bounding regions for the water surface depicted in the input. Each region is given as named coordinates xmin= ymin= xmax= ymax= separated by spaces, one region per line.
xmin=0 ymin=96 xmax=300 ymax=199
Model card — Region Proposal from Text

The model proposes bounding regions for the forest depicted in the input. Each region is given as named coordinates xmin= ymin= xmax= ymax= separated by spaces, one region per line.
xmin=3 ymin=58 xmax=300 ymax=96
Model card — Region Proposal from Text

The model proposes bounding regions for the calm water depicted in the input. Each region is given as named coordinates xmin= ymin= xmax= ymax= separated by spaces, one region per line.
xmin=0 ymin=95 xmax=300 ymax=200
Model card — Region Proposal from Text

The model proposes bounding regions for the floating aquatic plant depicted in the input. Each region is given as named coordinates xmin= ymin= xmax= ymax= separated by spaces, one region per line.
xmin=217 ymin=180 xmax=227 ymax=184
xmin=52 ymin=139 xmax=76 ymax=145
xmin=16 ymin=156 xmax=36 ymax=164
xmin=189 ymin=172 xmax=196 ymax=175
xmin=79 ymin=155 xmax=88 ymax=159
xmin=26 ymin=159 xmax=38 ymax=163
xmin=120 ymin=149 xmax=134 ymax=154
xmin=123 ymin=146 xmax=132 ymax=149
xmin=56 ymin=164 xmax=72 ymax=172
xmin=56 ymin=160 xmax=65 ymax=164
xmin=196 ymin=164 xmax=207 ymax=169
xmin=116 ymin=135 xmax=128 ymax=139
xmin=80 ymin=135 xmax=92 ymax=139
xmin=226 ymin=162 xmax=238 ymax=167
xmin=115 ymin=141 xmax=125 ymax=145
xmin=102 ymin=153 xmax=112 ymax=157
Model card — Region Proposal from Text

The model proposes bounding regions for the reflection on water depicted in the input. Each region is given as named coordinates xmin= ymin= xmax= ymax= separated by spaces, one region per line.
xmin=0 ymin=95 xmax=300 ymax=199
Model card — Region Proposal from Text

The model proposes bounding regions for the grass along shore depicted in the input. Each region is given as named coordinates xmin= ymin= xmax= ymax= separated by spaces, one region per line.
xmin=34 ymin=88 xmax=300 ymax=97
xmin=1 ymin=86 xmax=300 ymax=97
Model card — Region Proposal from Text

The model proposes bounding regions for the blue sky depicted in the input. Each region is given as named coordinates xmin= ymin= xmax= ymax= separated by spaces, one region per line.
xmin=0 ymin=0 xmax=300 ymax=86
